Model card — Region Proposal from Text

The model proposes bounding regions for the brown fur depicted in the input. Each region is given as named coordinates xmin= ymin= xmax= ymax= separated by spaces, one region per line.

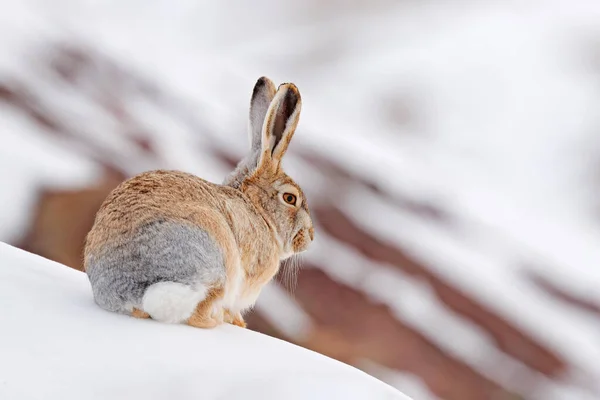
xmin=83 ymin=78 xmax=313 ymax=328
xmin=131 ymin=308 xmax=150 ymax=319
xmin=224 ymin=309 xmax=247 ymax=328
xmin=187 ymin=287 xmax=225 ymax=328
xmin=84 ymin=170 xmax=278 ymax=302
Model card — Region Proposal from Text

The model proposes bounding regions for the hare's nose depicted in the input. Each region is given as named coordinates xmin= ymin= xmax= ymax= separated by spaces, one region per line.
xmin=308 ymin=227 xmax=314 ymax=241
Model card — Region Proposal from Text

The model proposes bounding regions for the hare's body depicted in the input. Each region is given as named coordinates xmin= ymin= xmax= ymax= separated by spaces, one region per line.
xmin=84 ymin=77 xmax=313 ymax=328
xmin=85 ymin=170 xmax=280 ymax=326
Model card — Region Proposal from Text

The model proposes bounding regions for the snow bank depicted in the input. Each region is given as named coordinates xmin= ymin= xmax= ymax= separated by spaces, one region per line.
xmin=0 ymin=242 xmax=409 ymax=400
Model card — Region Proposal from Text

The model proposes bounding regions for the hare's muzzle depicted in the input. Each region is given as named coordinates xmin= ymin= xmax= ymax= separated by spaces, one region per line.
xmin=292 ymin=227 xmax=314 ymax=253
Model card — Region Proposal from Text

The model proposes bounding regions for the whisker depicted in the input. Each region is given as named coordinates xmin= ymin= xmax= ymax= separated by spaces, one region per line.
xmin=284 ymin=261 xmax=291 ymax=290
xmin=281 ymin=258 xmax=292 ymax=289
xmin=288 ymin=254 xmax=301 ymax=294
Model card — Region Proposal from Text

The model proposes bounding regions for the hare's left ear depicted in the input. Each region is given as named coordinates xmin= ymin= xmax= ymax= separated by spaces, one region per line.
xmin=249 ymin=76 xmax=277 ymax=153
xmin=257 ymin=83 xmax=302 ymax=172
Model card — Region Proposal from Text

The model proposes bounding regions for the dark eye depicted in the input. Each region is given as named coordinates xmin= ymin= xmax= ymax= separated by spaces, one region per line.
xmin=283 ymin=193 xmax=297 ymax=205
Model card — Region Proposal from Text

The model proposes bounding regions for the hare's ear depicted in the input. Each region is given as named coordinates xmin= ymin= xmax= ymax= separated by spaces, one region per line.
xmin=249 ymin=77 xmax=277 ymax=153
xmin=223 ymin=77 xmax=276 ymax=188
xmin=257 ymin=83 xmax=302 ymax=171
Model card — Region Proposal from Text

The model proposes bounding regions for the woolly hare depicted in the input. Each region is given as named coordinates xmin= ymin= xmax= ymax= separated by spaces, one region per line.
xmin=84 ymin=77 xmax=313 ymax=329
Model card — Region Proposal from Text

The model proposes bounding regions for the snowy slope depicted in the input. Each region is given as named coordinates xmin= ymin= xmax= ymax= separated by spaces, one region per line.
xmin=0 ymin=242 xmax=409 ymax=400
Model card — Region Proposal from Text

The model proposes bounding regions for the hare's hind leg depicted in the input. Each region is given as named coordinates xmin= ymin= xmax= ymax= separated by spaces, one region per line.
xmin=131 ymin=220 xmax=227 ymax=325
xmin=187 ymin=287 xmax=225 ymax=328
xmin=132 ymin=308 xmax=150 ymax=319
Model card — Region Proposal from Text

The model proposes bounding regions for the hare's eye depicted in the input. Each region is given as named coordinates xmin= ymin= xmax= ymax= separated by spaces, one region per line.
xmin=283 ymin=193 xmax=297 ymax=206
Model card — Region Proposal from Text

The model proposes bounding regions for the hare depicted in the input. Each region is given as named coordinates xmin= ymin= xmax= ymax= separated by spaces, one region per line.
xmin=83 ymin=77 xmax=314 ymax=329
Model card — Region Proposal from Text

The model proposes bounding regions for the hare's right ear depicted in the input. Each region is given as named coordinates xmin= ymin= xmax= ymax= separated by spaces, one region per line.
xmin=248 ymin=77 xmax=277 ymax=153
xmin=256 ymin=82 xmax=302 ymax=173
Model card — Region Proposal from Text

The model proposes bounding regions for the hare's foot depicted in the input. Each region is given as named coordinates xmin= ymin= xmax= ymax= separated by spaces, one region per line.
xmin=131 ymin=308 xmax=150 ymax=319
xmin=187 ymin=287 xmax=225 ymax=329
xmin=224 ymin=309 xmax=246 ymax=328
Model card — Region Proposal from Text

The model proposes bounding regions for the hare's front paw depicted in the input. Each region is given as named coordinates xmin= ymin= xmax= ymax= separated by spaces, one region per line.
xmin=224 ymin=309 xmax=246 ymax=328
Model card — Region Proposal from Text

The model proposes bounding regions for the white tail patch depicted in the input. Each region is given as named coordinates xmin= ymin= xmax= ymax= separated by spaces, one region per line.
xmin=142 ymin=282 xmax=207 ymax=324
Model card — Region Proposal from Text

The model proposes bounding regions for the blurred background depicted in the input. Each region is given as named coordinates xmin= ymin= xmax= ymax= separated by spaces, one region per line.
xmin=2 ymin=1 xmax=600 ymax=399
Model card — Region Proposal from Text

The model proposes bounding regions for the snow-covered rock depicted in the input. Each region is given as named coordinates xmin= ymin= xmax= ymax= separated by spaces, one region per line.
xmin=0 ymin=242 xmax=409 ymax=400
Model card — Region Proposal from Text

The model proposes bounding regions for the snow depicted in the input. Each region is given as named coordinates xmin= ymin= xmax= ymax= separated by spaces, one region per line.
xmin=0 ymin=111 xmax=102 ymax=241
xmin=0 ymin=242 xmax=409 ymax=400
xmin=357 ymin=360 xmax=440 ymax=400
xmin=254 ymin=281 xmax=314 ymax=342
xmin=341 ymin=187 xmax=600 ymax=396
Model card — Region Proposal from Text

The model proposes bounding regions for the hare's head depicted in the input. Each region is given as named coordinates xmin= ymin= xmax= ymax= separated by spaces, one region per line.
xmin=224 ymin=77 xmax=314 ymax=259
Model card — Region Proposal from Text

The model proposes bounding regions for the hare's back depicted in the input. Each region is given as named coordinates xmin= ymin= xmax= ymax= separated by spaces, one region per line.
xmin=89 ymin=170 xmax=221 ymax=237
xmin=102 ymin=170 xmax=219 ymax=214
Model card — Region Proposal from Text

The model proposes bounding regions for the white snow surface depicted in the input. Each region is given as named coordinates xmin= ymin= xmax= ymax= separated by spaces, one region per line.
xmin=0 ymin=242 xmax=408 ymax=400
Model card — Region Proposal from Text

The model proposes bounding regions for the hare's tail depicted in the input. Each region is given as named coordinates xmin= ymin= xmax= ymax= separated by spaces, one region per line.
xmin=142 ymin=282 xmax=207 ymax=324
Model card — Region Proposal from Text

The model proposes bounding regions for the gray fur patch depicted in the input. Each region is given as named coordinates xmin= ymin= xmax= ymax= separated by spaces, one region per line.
xmin=86 ymin=219 xmax=226 ymax=314
xmin=223 ymin=151 xmax=260 ymax=188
